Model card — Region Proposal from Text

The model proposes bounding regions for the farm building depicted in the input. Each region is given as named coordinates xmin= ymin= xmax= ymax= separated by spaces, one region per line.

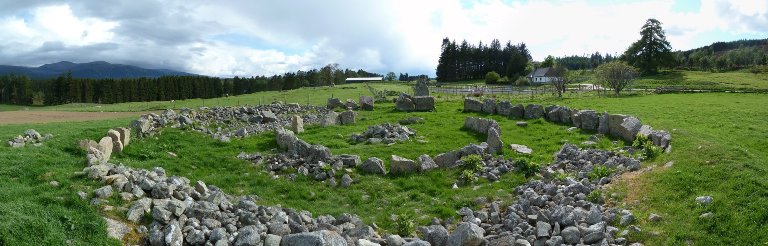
xmin=527 ymin=67 xmax=556 ymax=84
xmin=345 ymin=77 xmax=383 ymax=83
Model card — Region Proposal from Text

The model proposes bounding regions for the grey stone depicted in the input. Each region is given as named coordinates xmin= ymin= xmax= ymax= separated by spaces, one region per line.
xmin=116 ymin=127 xmax=131 ymax=146
xmin=360 ymin=157 xmax=386 ymax=175
xmin=94 ymin=185 xmax=113 ymax=198
xmin=516 ymin=121 xmax=528 ymax=127
xmin=700 ymin=212 xmax=714 ymax=219
xmin=414 ymin=80 xmax=430 ymax=96
xmin=434 ymin=151 xmax=459 ymax=168
xmin=482 ymin=99 xmax=496 ymax=114
xmin=164 ymin=221 xmax=183 ymax=246
xmin=583 ymin=231 xmax=605 ymax=244
xmin=328 ymin=98 xmax=344 ymax=109
xmin=514 ymin=239 xmax=530 ymax=246
xmin=185 ymin=229 xmax=205 ymax=245
xmin=403 ymin=240 xmax=431 ymax=246
xmin=236 ymin=128 xmax=248 ymax=137
xmin=560 ymin=226 xmax=580 ymax=244
xmin=360 ymin=96 xmax=374 ymax=111
xmin=265 ymin=234 xmax=282 ymax=246
xmin=280 ymin=230 xmax=347 ymax=246
xmin=24 ymin=129 xmax=41 ymax=140
xmin=390 ymin=155 xmax=419 ymax=175
xmin=464 ymin=98 xmax=483 ymax=112
xmin=321 ymin=111 xmax=340 ymax=127
xmin=268 ymin=222 xmax=291 ymax=236
xmin=292 ymin=115 xmax=305 ymax=134
xmin=396 ymin=94 xmax=415 ymax=112
xmin=209 ymin=228 xmax=228 ymax=242
xmin=419 ymin=224 xmax=448 ymax=246
xmin=578 ymin=110 xmax=599 ymax=131
xmin=447 ymin=222 xmax=485 ymax=246
xmin=598 ymin=112 xmax=610 ymax=135
xmin=339 ymin=155 xmax=361 ymax=168
xmin=345 ymin=99 xmax=359 ymax=110
xmin=97 ymin=137 xmax=113 ymax=162
xmin=509 ymin=144 xmax=532 ymax=155
xmin=151 ymin=206 xmax=172 ymax=222
xmin=235 ymin=225 xmax=261 ymax=246
xmin=131 ymin=118 xmax=152 ymax=137
xmin=613 ymin=116 xmax=642 ymax=142
xmin=104 ymin=217 xmax=130 ymax=241
xmin=357 ymin=239 xmax=380 ymax=246
xmin=536 ymin=221 xmax=551 ymax=238
xmin=524 ymin=104 xmax=544 ymax=119
xmin=487 ymin=127 xmax=503 ymax=155
xmin=276 ymin=128 xmax=298 ymax=151
xmin=385 ymin=235 xmax=406 ymax=246
xmin=695 ymin=196 xmax=713 ymax=205
xmin=417 ymin=154 xmax=438 ymax=172
xmin=413 ymin=96 xmax=435 ymax=111
xmin=339 ymin=110 xmax=356 ymax=125
xmin=496 ymin=101 xmax=513 ymax=116
xmin=261 ymin=110 xmax=278 ymax=123
xmin=510 ymin=104 xmax=525 ymax=119
xmin=648 ymin=213 xmax=662 ymax=222
xmin=340 ymin=174 xmax=353 ymax=188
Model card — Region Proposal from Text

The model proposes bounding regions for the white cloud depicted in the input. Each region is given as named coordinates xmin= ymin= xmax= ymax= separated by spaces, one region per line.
xmin=0 ymin=0 xmax=765 ymax=77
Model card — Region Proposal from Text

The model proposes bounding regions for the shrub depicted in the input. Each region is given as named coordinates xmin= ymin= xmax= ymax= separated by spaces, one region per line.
xmin=461 ymin=154 xmax=484 ymax=172
xmin=643 ymin=144 xmax=663 ymax=160
xmin=460 ymin=169 xmax=478 ymax=184
xmin=485 ymin=71 xmax=501 ymax=84
xmin=515 ymin=159 xmax=540 ymax=178
xmin=587 ymin=190 xmax=603 ymax=203
xmin=394 ymin=213 xmax=416 ymax=237
xmin=555 ymin=172 xmax=571 ymax=182
xmin=515 ymin=77 xmax=530 ymax=86
xmin=632 ymin=133 xmax=650 ymax=149
xmin=588 ymin=165 xmax=613 ymax=181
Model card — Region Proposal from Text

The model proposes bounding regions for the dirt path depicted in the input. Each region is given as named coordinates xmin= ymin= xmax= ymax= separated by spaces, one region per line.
xmin=0 ymin=111 xmax=149 ymax=125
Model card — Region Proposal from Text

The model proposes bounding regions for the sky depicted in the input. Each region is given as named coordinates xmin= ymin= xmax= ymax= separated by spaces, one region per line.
xmin=0 ymin=0 xmax=765 ymax=77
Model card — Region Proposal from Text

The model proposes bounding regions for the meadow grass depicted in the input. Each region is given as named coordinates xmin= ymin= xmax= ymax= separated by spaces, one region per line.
xmin=633 ymin=70 xmax=768 ymax=90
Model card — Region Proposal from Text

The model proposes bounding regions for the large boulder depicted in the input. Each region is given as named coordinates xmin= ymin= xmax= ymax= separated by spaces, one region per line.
xmin=546 ymin=106 xmax=563 ymax=122
xmin=482 ymin=99 xmax=496 ymax=114
xmin=390 ymin=155 xmax=419 ymax=175
xmin=463 ymin=98 xmax=483 ymax=112
xmin=413 ymin=96 xmax=435 ymax=111
xmin=464 ymin=117 xmax=500 ymax=136
xmin=320 ymin=112 xmax=340 ymax=127
xmin=419 ymin=225 xmax=449 ymax=246
xmin=359 ymin=96 xmax=374 ymax=111
xmin=650 ymin=130 xmax=672 ymax=149
xmin=579 ymin=110 xmax=599 ymax=131
xmin=395 ymin=94 xmax=415 ymax=112
xmin=447 ymin=222 xmax=485 ymax=246
xmin=609 ymin=115 xmax=642 ymax=142
xmin=417 ymin=154 xmax=438 ymax=172
xmin=97 ymin=137 xmax=114 ymax=162
xmin=131 ymin=118 xmax=152 ymax=137
xmin=275 ymin=128 xmax=298 ymax=151
xmin=524 ymin=104 xmax=544 ymax=119
xmin=487 ymin=127 xmax=503 ymax=155
xmin=116 ymin=127 xmax=131 ymax=146
xmin=280 ymin=230 xmax=347 ymax=246
xmin=339 ymin=110 xmax=356 ymax=125
xmin=327 ymin=98 xmax=344 ymax=109
xmin=360 ymin=157 xmax=386 ymax=175
xmin=509 ymin=104 xmax=525 ymax=119
xmin=261 ymin=110 xmax=278 ymax=123
xmin=434 ymin=151 xmax=459 ymax=168
xmin=496 ymin=101 xmax=513 ymax=116
xmin=292 ymin=115 xmax=305 ymax=134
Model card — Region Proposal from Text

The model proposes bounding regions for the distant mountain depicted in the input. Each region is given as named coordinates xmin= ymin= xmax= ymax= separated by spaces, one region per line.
xmin=0 ymin=61 xmax=197 ymax=79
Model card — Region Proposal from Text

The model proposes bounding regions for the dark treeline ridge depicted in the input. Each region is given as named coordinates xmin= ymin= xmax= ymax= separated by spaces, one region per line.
xmin=0 ymin=66 xmax=382 ymax=106
xmin=554 ymin=52 xmax=618 ymax=70
xmin=675 ymin=39 xmax=768 ymax=71
xmin=436 ymin=38 xmax=532 ymax=82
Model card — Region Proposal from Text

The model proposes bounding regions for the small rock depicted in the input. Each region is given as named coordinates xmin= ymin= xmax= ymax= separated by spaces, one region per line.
xmin=516 ymin=121 xmax=528 ymax=127
xmin=700 ymin=212 xmax=714 ymax=219
xmin=695 ymin=196 xmax=713 ymax=205
xmin=49 ymin=180 xmax=59 ymax=187
xmin=94 ymin=185 xmax=113 ymax=198
xmin=648 ymin=213 xmax=662 ymax=222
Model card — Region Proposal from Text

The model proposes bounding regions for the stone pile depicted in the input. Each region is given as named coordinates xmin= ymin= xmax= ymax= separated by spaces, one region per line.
xmin=130 ymin=104 xmax=330 ymax=141
xmin=350 ymin=123 xmax=416 ymax=144
xmin=7 ymin=129 xmax=53 ymax=148
xmin=440 ymin=143 xmax=643 ymax=246
xmin=395 ymin=93 xmax=435 ymax=112
xmin=463 ymin=98 xmax=672 ymax=150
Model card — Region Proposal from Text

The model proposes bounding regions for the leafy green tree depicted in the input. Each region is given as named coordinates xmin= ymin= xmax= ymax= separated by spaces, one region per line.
xmin=595 ymin=61 xmax=638 ymax=96
xmin=385 ymin=72 xmax=396 ymax=81
xmin=622 ymin=18 xmax=675 ymax=74
xmin=484 ymin=71 xmax=500 ymax=84
xmin=540 ymin=55 xmax=555 ymax=68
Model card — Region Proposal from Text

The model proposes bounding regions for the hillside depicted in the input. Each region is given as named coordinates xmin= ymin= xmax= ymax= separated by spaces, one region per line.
xmin=676 ymin=38 xmax=768 ymax=70
xmin=0 ymin=61 xmax=196 ymax=79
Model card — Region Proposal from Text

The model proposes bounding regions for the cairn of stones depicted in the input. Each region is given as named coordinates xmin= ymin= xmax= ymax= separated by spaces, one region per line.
xmin=7 ymin=129 xmax=53 ymax=148
xmin=463 ymin=97 xmax=672 ymax=150
xmin=350 ymin=123 xmax=417 ymax=144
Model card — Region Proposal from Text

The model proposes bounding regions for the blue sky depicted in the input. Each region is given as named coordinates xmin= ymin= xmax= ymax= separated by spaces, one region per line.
xmin=0 ymin=0 xmax=765 ymax=77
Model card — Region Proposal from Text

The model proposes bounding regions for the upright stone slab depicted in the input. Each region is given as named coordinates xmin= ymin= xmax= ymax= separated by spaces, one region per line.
xmin=464 ymin=98 xmax=483 ymax=112
xmin=107 ymin=129 xmax=123 ymax=153
xmin=482 ymin=99 xmax=496 ymax=114
xmin=496 ymin=101 xmax=513 ymax=116
xmin=509 ymin=104 xmax=525 ymax=119
xmin=275 ymin=128 xmax=298 ymax=151
xmin=116 ymin=127 xmax=131 ymax=146
xmin=608 ymin=114 xmax=629 ymax=139
xmin=390 ymin=155 xmax=419 ymax=175
xmin=616 ymin=116 xmax=642 ymax=142
xmin=524 ymin=104 xmax=544 ymax=119
xmin=417 ymin=154 xmax=438 ymax=172
xmin=579 ymin=110 xmax=599 ymax=131
xmin=413 ymin=96 xmax=435 ymax=111
xmin=98 ymin=137 xmax=113 ymax=162
xmin=359 ymin=96 xmax=374 ymax=111
xmin=339 ymin=110 xmax=356 ymax=125
xmin=434 ymin=151 xmax=459 ymax=168
xmin=414 ymin=80 xmax=430 ymax=96
xmin=487 ymin=128 xmax=503 ymax=155
xmin=597 ymin=112 xmax=610 ymax=135
xmin=291 ymin=115 xmax=304 ymax=134
xmin=395 ymin=94 xmax=415 ymax=112
xmin=320 ymin=111 xmax=339 ymax=127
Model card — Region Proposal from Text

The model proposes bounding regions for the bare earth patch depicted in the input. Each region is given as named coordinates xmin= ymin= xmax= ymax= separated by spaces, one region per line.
xmin=0 ymin=111 xmax=149 ymax=125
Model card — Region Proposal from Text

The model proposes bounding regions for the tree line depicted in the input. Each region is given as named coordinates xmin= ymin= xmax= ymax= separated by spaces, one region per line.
xmin=0 ymin=64 xmax=383 ymax=106
xmin=554 ymin=52 xmax=618 ymax=70
xmin=675 ymin=43 xmax=768 ymax=71
xmin=436 ymin=38 xmax=532 ymax=82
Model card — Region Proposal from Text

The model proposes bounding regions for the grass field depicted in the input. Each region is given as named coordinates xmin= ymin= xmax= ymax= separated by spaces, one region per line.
xmin=0 ymin=83 xmax=766 ymax=245
xmin=633 ymin=70 xmax=768 ymax=90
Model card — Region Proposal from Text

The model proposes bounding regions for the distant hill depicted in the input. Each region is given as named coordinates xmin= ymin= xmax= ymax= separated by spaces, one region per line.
xmin=678 ymin=38 xmax=768 ymax=55
xmin=0 ymin=61 xmax=196 ymax=79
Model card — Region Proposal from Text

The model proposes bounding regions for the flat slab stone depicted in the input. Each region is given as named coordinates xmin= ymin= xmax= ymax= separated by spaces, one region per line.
xmin=509 ymin=144 xmax=532 ymax=154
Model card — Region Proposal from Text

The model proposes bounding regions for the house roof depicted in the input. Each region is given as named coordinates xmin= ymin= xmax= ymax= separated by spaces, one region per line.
xmin=528 ymin=67 xmax=553 ymax=77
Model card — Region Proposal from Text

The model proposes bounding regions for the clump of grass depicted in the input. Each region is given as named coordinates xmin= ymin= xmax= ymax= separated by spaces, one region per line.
xmin=555 ymin=171 xmax=572 ymax=182
xmin=588 ymin=165 xmax=613 ymax=181
xmin=515 ymin=159 xmax=541 ymax=178
xmin=461 ymin=154 xmax=484 ymax=172
xmin=632 ymin=133 xmax=663 ymax=160
xmin=393 ymin=213 xmax=416 ymax=237
xmin=587 ymin=190 xmax=603 ymax=203
xmin=459 ymin=169 xmax=478 ymax=184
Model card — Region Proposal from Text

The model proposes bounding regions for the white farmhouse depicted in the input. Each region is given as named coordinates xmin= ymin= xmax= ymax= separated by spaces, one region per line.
xmin=527 ymin=67 xmax=556 ymax=84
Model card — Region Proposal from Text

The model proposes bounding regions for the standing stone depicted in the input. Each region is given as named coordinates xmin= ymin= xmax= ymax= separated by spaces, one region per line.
xmin=396 ymin=94 xmax=415 ymax=112
xmin=414 ymin=80 xmax=430 ymax=96
xmin=496 ymin=101 xmax=513 ymax=116
xmin=417 ymin=154 xmax=438 ymax=172
xmin=482 ymin=99 xmax=496 ymax=114
xmin=598 ymin=112 xmax=610 ymax=135
xmin=463 ymin=98 xmax=483 ymax=112
xmin=510 ymin=104 xmax=525 ymax=119
xmin=107 ymin=129 xmax=121 ymax=146
xmin=360 ymin=96 xmax=374 ymax=111
xmin=345 ymin=99 xmax=359 ymax=110
xmin=487 ymin=128 xmax=503 ymax=155
xmin=390 ymin=155 xmax=419 ymax=175
xmin=360 ymin=157 xmax=387 ymax=174
xmin=78 ymin=139 xmax=99 ymax=151
xmin=339 ymin=110 xmax=356 ymax=125
xmin=291 ymin=115 xmax=304 ymax=134
xmin=546 ymin=106 xmax=562 ymax=122
xmin=98 ymin=137 xmax=113 ymax=162
xmin=524 ymin=104 xmax=544 ymax=119
xmin=112 ymin=140 xmax=124 ymax=154
xmin=275 ymin=128 xmax=298 ymax=151
xmin=611 ymin=115 xmax=642 ymax=142
xmin=434 ymin=151 xmax=459 ymax=168
xmin=321 ymin=111 xmax=340 ymax=127
xmin=327 ymin=98 xmax=344 ymax=109
xmin=116 ymin=127 xmax=131 ymax=146
xmin=579 ymin=110 xmax=599 ymax=131
xmin=413 ymin=96 xmax=435 ymax=111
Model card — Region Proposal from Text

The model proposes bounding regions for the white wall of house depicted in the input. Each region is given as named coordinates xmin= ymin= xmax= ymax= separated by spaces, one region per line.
xmin=532 ymin=76 xmax=554 ymax=83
